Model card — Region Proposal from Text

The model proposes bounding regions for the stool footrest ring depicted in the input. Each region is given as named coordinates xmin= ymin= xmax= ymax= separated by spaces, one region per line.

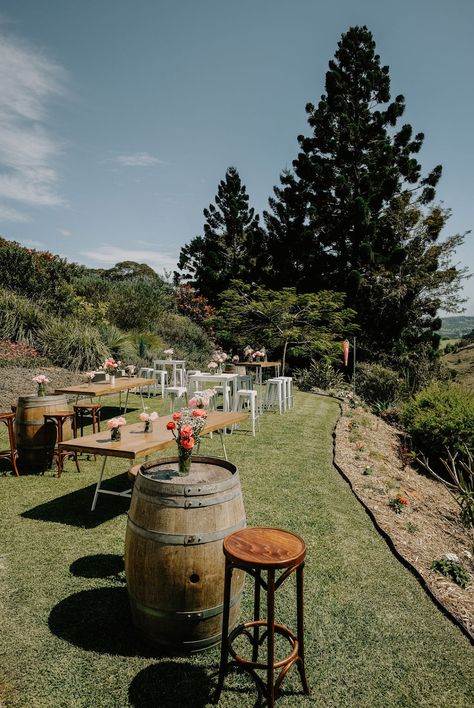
xmin=228 ymin=620 xmax=299 ymax=671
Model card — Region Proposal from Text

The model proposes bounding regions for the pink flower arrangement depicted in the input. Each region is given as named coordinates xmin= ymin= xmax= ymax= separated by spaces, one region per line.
xmin=99 ymin=357 xmax=119 ymax=375
xmin=232 ymin=355 xmax=240 ymax=363
xmin=107 ymin=416 xmax=126 ymax=429
xmin=252 ymin=350 xmax=264 ymax=359
xmin=189 ymin=393 xmax=209 ymax=408
xmin=139 ymin=411 xmax=158 ymax=423
xmin=208 ymin=361 xmax=218 ymax=370
xmin=32 ymin=375 xmax=50 ymax=385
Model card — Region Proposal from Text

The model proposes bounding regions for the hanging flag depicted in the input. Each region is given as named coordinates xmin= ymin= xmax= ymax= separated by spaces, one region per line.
xmin=343 ymin=338 xmax=350 ymax=367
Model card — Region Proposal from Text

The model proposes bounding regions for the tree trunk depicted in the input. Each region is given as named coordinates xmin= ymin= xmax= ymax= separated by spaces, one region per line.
xmin=282 ymin=340 xmax=288 ymax=374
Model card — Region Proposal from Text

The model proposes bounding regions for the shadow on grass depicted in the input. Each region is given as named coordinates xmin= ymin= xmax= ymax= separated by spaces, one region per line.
xmin=129 ymin=662 xmax=212 ymax=707
xmin=21 ymin=477 xmax=130 ymax=528
xmin=69 ymin=553 xmax=125 ymax=581
xmin=49 ymin=587 xmax=160 ymax=657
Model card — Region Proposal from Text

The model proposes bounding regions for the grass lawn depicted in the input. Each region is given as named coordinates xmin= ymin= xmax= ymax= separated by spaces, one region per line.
xmin=1 ymin=391 xmax=473 ymax=707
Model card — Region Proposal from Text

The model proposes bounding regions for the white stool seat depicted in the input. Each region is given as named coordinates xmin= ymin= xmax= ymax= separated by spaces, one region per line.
xmin=264 ymin=378 xmax=283 ymax=414
xmin=164 ymin=386 xmax=188 ymax=413
xmin=233 ymin=388 xmax=259 ymax=436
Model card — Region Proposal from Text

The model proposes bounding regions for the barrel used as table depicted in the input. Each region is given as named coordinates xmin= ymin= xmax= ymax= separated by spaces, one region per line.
xmin=125 ymin=456 xmax=246 ymax=652
xmin=14 ymin=394 xmax=72 ymax=472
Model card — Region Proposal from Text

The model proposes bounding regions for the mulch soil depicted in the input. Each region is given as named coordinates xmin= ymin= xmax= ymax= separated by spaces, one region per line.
xmin=334 ymin=399 xmax=474 ymax=640
xmin=0 ymin=365 xmax=83 ymax=411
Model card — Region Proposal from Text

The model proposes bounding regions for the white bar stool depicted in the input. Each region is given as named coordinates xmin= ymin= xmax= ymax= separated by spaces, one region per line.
xmin=138 ymin=367 xmax=155 ymax=398
xmin=233 ymin=389 xmax=259 ymax=436
xmin=264 ymin=378 xmax=283 ymax=414
xmin=152 ymin=369 xmax=168 ymax=397
xmin=164 ymin=386 xmax=188 ymax=413
xmin=280 ymin=376 xmax=294 ymax=409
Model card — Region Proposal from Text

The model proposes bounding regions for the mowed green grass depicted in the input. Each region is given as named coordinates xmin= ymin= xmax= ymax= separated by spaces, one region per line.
xmin=1 ymin=392 xmax=473 ymax=707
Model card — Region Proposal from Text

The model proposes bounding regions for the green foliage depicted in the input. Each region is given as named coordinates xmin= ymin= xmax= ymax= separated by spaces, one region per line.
xmin=388 ymin=495 xmax=408 ymax=513
xmin=263 ymin=26 xmax=465 ymax=365
xmin=431 ymin=559 xmax=470 ymax=589
xmin=0 ymin=237 xmax=82 ymax=315
xmin=218 ymin=280 xmax=356 ymax=371
xmin=294 ymin=358 xmax=344 ymax=392
xmin=97 ymin=324 xmax=134 ymax=361
xmin=402 ymin=383 xmax=474 ymax=461
xmin=107 ymin=278 xmax=175 ymax=331
xmin=356 ymin=363 xmax=403 ymax=406
xmin=0 ymin=288 xmax=47 ymax=346
xmin=153 ymin=312 xmax=214 ymax=369
xmin=39 ymin=318 xmax=108 ymax=371
xmin=127 ymin=332 xmax=164 ymax=362
xmin=176 ymin=166 xmax=265 ymax=303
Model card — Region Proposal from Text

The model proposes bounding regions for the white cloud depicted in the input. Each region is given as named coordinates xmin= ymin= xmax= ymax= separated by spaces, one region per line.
xmin=80 ymin=245 xmax=178 ymax=273
xmin=58 ymin=228 xmax=72 ymax=237
xmin=0 ymin=205 xmax=31 ymax=222
xmin=0 ymin=34 xmax=66 ymax=212
xmin=16 ymin=237 xmax=47 ymax=249
xmin=114 ymin=152 xmax=165 ymax=167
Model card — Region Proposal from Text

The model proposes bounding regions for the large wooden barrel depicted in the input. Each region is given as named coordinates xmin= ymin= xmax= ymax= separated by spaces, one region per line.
xmin=14 ymin=395 xmax=71 ymax=472
xmin=125 ymin=456 xmax=246 ymax=652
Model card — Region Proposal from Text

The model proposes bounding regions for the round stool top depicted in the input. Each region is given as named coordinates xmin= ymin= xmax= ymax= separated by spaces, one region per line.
xmin=224 ymin=527 xmax=306 ymax=569
xmin=0 ymin=411 xmax=15 ymax=421
xmin=44 ymin=412 xmax=73 ymax=419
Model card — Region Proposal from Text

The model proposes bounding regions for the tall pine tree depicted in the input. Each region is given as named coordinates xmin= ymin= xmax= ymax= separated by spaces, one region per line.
xmin=176 ymin=167 xmax=264 ymax=304
xmin=264 ymin=26 xmax=466 ymax=360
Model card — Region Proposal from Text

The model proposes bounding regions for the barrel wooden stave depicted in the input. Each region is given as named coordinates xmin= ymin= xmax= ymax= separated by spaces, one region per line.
xmin=14 ymin=395 xmax=72 ymax=472
xmin=125 ymin=456 xmax=246 ymax=652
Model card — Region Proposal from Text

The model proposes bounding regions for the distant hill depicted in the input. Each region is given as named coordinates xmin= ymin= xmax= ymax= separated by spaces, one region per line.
xmin=440 ymin=315 xmax=474 ymax=339
xmin=442 ymin=344 xmax=474 ymax=391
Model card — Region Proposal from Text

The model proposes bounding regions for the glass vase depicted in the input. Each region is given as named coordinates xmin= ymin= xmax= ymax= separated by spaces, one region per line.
xmin=37 ymin=383 xmax=46 ymax=397
xmin=110 ymin=375 xmax=116 ymax=386
xmin=178 ymin=453 xmax=192 ymax=476
xmin=111 ymin=427 xmax=121 ymax=442
xmin=144 ymin=420 xmax=153 ymax=433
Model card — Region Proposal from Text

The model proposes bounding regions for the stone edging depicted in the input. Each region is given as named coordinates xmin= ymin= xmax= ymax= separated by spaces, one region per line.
xmin=330 ymin=398 xmax=474 ymax=646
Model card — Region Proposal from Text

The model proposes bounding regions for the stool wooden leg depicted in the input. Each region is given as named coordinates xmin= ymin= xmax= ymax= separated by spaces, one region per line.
xmin=267 ymin=569 xmax=275 ymax=707
xmin=214 ymin=560 xmax=233 ymax=703
xmin=296 ymin=564 xmax=310 ymax=694
xmin=7 ymin=421 xmax=20 ymax=476
xmin=252 ymin=569 xmax=261 ymax=662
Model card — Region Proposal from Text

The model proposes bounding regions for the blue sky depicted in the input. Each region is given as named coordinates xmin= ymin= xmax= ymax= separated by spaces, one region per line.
xmin=0 ymin=0 xmax=473 ymax=312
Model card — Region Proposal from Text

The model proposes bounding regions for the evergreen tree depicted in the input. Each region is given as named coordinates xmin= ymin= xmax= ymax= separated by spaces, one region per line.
xmin=176 ymin=167 xmax=264 ymax=304
xmin=264 ymin=25 xmax=466 ymax=362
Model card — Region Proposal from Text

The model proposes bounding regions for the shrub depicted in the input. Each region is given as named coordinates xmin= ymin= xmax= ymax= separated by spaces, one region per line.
xmin=431 ymin=558 xmax=470 ymax=589
xmin=107 ymin=278 xmax=175 ymax=332
xmin=39 ymin=318 xmax=108 ymax=371
xmin=153 ymin=312 xmax=214 ymax=369
xmin=294 ymin=359 xmax=344 ymax=392
xmin=0 ymin=288 xmax=47 ymax=346
xmin=0 ymin=340 xmax=50 ymax=368
xmin=402 ymin=383 xmax=474 ymax=462
xmin=356 ymin=362 xmax=403 ymax=406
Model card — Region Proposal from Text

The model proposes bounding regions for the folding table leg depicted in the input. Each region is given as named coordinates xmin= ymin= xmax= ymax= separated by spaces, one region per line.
xmin=91 ymin=457 xmax=108 ymax=511
xmin=219 ymin=431 xmax=228 ymax=461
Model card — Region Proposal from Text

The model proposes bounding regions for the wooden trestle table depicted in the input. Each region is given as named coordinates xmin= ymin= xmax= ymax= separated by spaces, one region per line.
xmin=58 ymin=410 xmax=248 ymax=510
xmin=54 ymin=377 xmax=153 ymax=413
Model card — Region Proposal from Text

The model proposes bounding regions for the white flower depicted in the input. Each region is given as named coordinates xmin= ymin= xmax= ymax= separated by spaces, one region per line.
xmin=445 ymin=553 xmax=459 ymax=562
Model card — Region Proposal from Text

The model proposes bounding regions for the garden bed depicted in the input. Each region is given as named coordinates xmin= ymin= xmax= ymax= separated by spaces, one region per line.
xmin=334 ymin=400 xmax=474 ymax=640
xmin=0 ymin=365 xmax=83 ymax=410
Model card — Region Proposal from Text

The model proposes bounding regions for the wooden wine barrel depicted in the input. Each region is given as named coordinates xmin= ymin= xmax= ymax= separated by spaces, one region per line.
xmin=125 ymin=456 xmax=246 ymax=652
xmin=14 ymin=395 xmax=72 ymax=472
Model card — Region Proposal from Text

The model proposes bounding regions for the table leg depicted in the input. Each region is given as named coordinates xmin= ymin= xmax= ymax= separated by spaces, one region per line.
xmin=218 ymin=431 xmax=228 ymax=461
xmin=139 ymin=390 xmax=146 ymax=412
xmin=91 ymin=457 xmax=108 ymax=511
xmin=123 ymin=389 xmax=130 ymax=414
xmin=223 ymin=382 xmax=229 ymax=412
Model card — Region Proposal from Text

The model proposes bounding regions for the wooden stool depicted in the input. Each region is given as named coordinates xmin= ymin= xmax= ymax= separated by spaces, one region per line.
xmin=0 ymin=412 xmax=19 ymax=477
xmin=215 ymin=527 xmax=309 ymax=706
xmin=43 ymin=413 xmax=80 ymax=479
xmin=73 ymin=403 xmax=101 ymax=437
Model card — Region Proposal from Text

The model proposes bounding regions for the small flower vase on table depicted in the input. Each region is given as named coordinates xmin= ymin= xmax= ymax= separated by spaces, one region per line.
xmin=110 ymin=375 xmax=116 ymax=386
xmin=37 ymin=383 xmax=46 ymax=397
xmin=111 ymin=427 xmax=121 ymax=441
xmin=144 ymin=420 xmax=153 ymax=433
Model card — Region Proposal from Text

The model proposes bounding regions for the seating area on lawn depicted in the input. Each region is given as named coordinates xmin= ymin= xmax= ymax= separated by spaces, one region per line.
xmin=1 ymin=391 xmax=473 ymax=707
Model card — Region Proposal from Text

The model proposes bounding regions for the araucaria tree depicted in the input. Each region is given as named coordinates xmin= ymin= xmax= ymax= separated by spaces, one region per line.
xmin=264 ymin=26 xmax=467 ymax=364
xmin=176 ymin=167 xmax=264 ymax=304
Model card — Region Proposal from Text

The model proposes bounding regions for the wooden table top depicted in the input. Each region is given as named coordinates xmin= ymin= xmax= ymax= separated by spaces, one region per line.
xmin=54 ymin=377 xmax=153 ymax=397
xmin=58 ymin=410 xmax=248 ymax=460
xmin=241 ymin=361 xmax=281 ymax=368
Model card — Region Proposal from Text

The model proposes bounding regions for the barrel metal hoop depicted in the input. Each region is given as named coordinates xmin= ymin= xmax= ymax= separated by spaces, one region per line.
xmin=131 ymin=590 xmax=242 ymax=621
xmin=133 ymin=487 xmax=241 ymax=508
xmin=138 ymin=473 xmax=240 ymax=497
xmin=127 ymin=517 xmax=246 ymax=545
